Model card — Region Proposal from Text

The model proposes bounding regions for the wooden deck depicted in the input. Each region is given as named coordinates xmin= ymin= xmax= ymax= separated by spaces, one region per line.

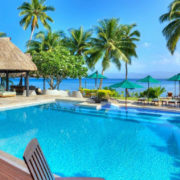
xmin=0 ymin=159 xmax=32 ymax=180
xmin=0 ymin=159 xmax=105 ymax=180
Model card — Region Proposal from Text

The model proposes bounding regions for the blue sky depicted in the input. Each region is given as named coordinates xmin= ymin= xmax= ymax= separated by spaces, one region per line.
xmin=0 ymin=0 xmax=179 ymax=78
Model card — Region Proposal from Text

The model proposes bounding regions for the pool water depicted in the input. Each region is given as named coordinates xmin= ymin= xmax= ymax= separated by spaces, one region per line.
xmin=0 ymin=101 xmax=180 ymax=180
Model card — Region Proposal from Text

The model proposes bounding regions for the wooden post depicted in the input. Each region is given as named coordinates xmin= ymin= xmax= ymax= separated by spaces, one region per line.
xmin=43 ymin=77 xmax=46 ymax=90
xmin=6 ymin=71 xmax=9 ymax=91
xmin=26 ymin=71 xmax=29 ymax=97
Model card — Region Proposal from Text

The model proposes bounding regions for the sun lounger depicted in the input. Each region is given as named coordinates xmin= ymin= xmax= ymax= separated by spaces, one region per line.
xmin=138 ymin=97 xmax=147 ymax=104
xmin=161 ymin=100 xmax=168 ymax=106
xmin=151 ymin=98 xmax=160 ymax=106
xmin=0 ymin=91 xmax=16 ymax=97
xmin=168 ymin=100 xmax=177 ymax=107
xmin=23 ymin=139 xmax=104 ymax=180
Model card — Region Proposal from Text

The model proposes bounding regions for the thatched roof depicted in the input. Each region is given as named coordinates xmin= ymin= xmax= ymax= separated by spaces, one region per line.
xmin=0 ymin=38 xmax=37 ymax=72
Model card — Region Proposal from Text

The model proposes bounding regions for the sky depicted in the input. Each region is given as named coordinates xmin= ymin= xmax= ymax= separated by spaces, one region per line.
xmin=0 ymin=0 xmax=179 ymax=79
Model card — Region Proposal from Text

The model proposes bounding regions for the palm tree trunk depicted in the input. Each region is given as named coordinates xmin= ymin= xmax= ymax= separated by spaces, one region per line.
xmin=30 ymin=26 xmax=35 ymax=41
xmin=125 ymin=62 xmax=128 ymax=80
xmin=99 ymin=70 xmax=104 ymax=89
xmin=79 ymin=78 xmax=82 ymax=90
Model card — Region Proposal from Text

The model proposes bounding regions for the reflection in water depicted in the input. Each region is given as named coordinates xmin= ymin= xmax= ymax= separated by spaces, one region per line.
xmin=147 ymin=121 xmax=180 ymax=180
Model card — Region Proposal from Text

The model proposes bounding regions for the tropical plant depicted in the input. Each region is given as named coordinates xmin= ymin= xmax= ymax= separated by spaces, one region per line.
xmin=18 ymin=0 xmax=55 ymax=40
xmin=27 ymin=30 xmax=63 ymax=52
xmin=160 ymin=0 xmax=180 ymax=54
xmin=140 ymin=86 xmax=166 ymax=98
xmin=66 ymin=26 xmax=92 ymax=89
xmin=27 ymin=30 xmax=63 ymax=90
xmin=86 ymin=18 xmax=130 ymax=89
xmin=0 ymin=32 xmax=6 ymax=37
xmin=31 ymin=46 xmax=87 ymax=89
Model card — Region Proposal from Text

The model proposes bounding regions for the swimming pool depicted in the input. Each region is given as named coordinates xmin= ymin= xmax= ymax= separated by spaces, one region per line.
xmin=0 ymin=101 xmax=180 ymax=180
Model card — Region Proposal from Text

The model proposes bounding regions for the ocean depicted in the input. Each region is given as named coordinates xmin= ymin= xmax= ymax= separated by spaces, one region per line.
xmin=10 ymin=78 xmax=178 ymax=97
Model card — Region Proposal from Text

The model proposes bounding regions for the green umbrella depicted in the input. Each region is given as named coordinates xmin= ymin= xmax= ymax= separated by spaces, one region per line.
xmin=87 ymin=71 xmax=107 ymax=89
xmin=110 ymin=80 xmax=143 ymax=104
xmin=87 ymin=71 xmax=107 ymax=79
xmin=110 ymin=80 xmax=143 ymax=89
xmin=137 ymin=75 xmax=160 ymax=101
xmin=168 ymin=73 xmax=180 ymax=97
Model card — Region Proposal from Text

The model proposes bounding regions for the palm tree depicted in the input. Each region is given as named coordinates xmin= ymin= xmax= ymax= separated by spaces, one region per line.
xmin=160 ymin=0 xmax=180 ymax=54
xmin=27 ymin=30 xmax=62 ymax=90
xmin=119 ymin=24 xmax=140 ymax=80
xmin=27 ymin=30 xmax=63 ymax=52
xmin=18 ymin=0 xmax=55 ymax=40
xmin=86 ymin=18 xmax=129 ymax=89
xmin=67 ymin=26 xmax=92 ymax=89
xmin=0 ymin=32 xmax=6 ymax=37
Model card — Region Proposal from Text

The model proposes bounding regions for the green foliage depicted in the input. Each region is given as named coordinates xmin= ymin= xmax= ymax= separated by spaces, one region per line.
xmin=140 ymin=87 xmax=166 ymax=98
xmin=103 ymin=86 xmax=121 ymax=97
xmin=66 ymin=26 xmax=92 ymax=56
xmin=0 ymin=32 xmax=6 ymax=37
xmin=160 ymin=0 xmax=180 ymax=54
xmin=27 ymin=31 xmax=63 ymax=52
xmin=18 ymin=0 xmax=55 ymax=39
xmin=97 ymin=91 xmax=109 ymax=100
xmin=80 ymin=88 xmax=117 ymax=98
xmin=86 ymin=18 xmax=140 ymax=89
xmin=31 ymin=46 xmax=87 ymax=89
xmin=65 ymin=26 xmax=92 ymax=89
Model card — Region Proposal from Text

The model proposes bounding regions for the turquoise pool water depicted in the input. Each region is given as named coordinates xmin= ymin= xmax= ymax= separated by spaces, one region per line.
xmin=0 ymin=101 xmax=180 ymax=180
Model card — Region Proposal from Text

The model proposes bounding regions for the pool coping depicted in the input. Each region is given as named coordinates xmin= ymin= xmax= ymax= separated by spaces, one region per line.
xmin=0 ymin=95 xmax=179 ymax=114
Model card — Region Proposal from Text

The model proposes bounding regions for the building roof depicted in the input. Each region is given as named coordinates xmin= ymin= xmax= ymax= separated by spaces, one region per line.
xmin=0 ymin=38 xmax=37 ymax=72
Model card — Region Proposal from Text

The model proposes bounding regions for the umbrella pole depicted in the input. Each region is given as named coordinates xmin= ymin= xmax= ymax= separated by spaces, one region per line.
xmin=125 ymin=88 xmax=127 ymax=107
xmin=148 ymin=82 xmax=150 ymax=103
xmin=85 ymin=79 xmax=87 ymax=89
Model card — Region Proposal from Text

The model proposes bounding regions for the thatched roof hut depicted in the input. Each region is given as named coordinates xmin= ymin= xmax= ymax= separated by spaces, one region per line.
xmin=0 ymin=38 xmax=37 ymax=96
xmin=0 ymin=38 xmax=37 ymax=72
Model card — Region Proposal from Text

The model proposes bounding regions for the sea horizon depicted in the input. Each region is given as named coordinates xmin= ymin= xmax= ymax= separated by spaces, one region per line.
xmin=10 ymin=77 xmax=177 ymax=97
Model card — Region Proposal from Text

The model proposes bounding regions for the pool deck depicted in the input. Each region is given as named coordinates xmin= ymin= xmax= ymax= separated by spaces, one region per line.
xmin=0 ymin=95 xmax=87 ymax=111
xmin=0 ymin=95 xmax=180 ymax=113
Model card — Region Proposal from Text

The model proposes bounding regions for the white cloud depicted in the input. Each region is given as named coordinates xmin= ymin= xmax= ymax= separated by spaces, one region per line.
xmin=142 ymin=42 xmax=151 ymax=48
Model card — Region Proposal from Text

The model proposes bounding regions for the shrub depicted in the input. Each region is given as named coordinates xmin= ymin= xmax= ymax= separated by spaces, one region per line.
xmin=140 ymin=86 xmax=166 ymax=98
xmin=103 ymin=87 xmax=121 ymax=97
xmin=80 ymin=88 xmax=116 ymax=98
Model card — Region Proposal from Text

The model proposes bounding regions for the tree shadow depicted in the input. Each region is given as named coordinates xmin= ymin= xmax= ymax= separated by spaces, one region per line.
xmin=151 ymin=133 xmax=180 ymax=180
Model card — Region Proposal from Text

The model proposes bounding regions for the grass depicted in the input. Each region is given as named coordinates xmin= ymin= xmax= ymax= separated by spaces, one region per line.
xmin=113 ymin=97 xmax=153 ymax=101
xmin=113 ymin=97 xmax=138 ymax=101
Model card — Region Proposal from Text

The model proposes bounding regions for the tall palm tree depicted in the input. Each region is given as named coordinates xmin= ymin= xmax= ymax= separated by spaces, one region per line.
xmin=160 ymin=0 xmax=180 ymax=54
xmin=119 ymin=24 xmax=140 ymax=80
xmin=0 ymin=32 xmax=6 ymax=37
xmin=18 ymin=0 xmax=55 ymax=40
xmin=67 ymin=26 xmax=92 ymax=89
xmin=86 ymin=18 xmax=129 ymax=89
